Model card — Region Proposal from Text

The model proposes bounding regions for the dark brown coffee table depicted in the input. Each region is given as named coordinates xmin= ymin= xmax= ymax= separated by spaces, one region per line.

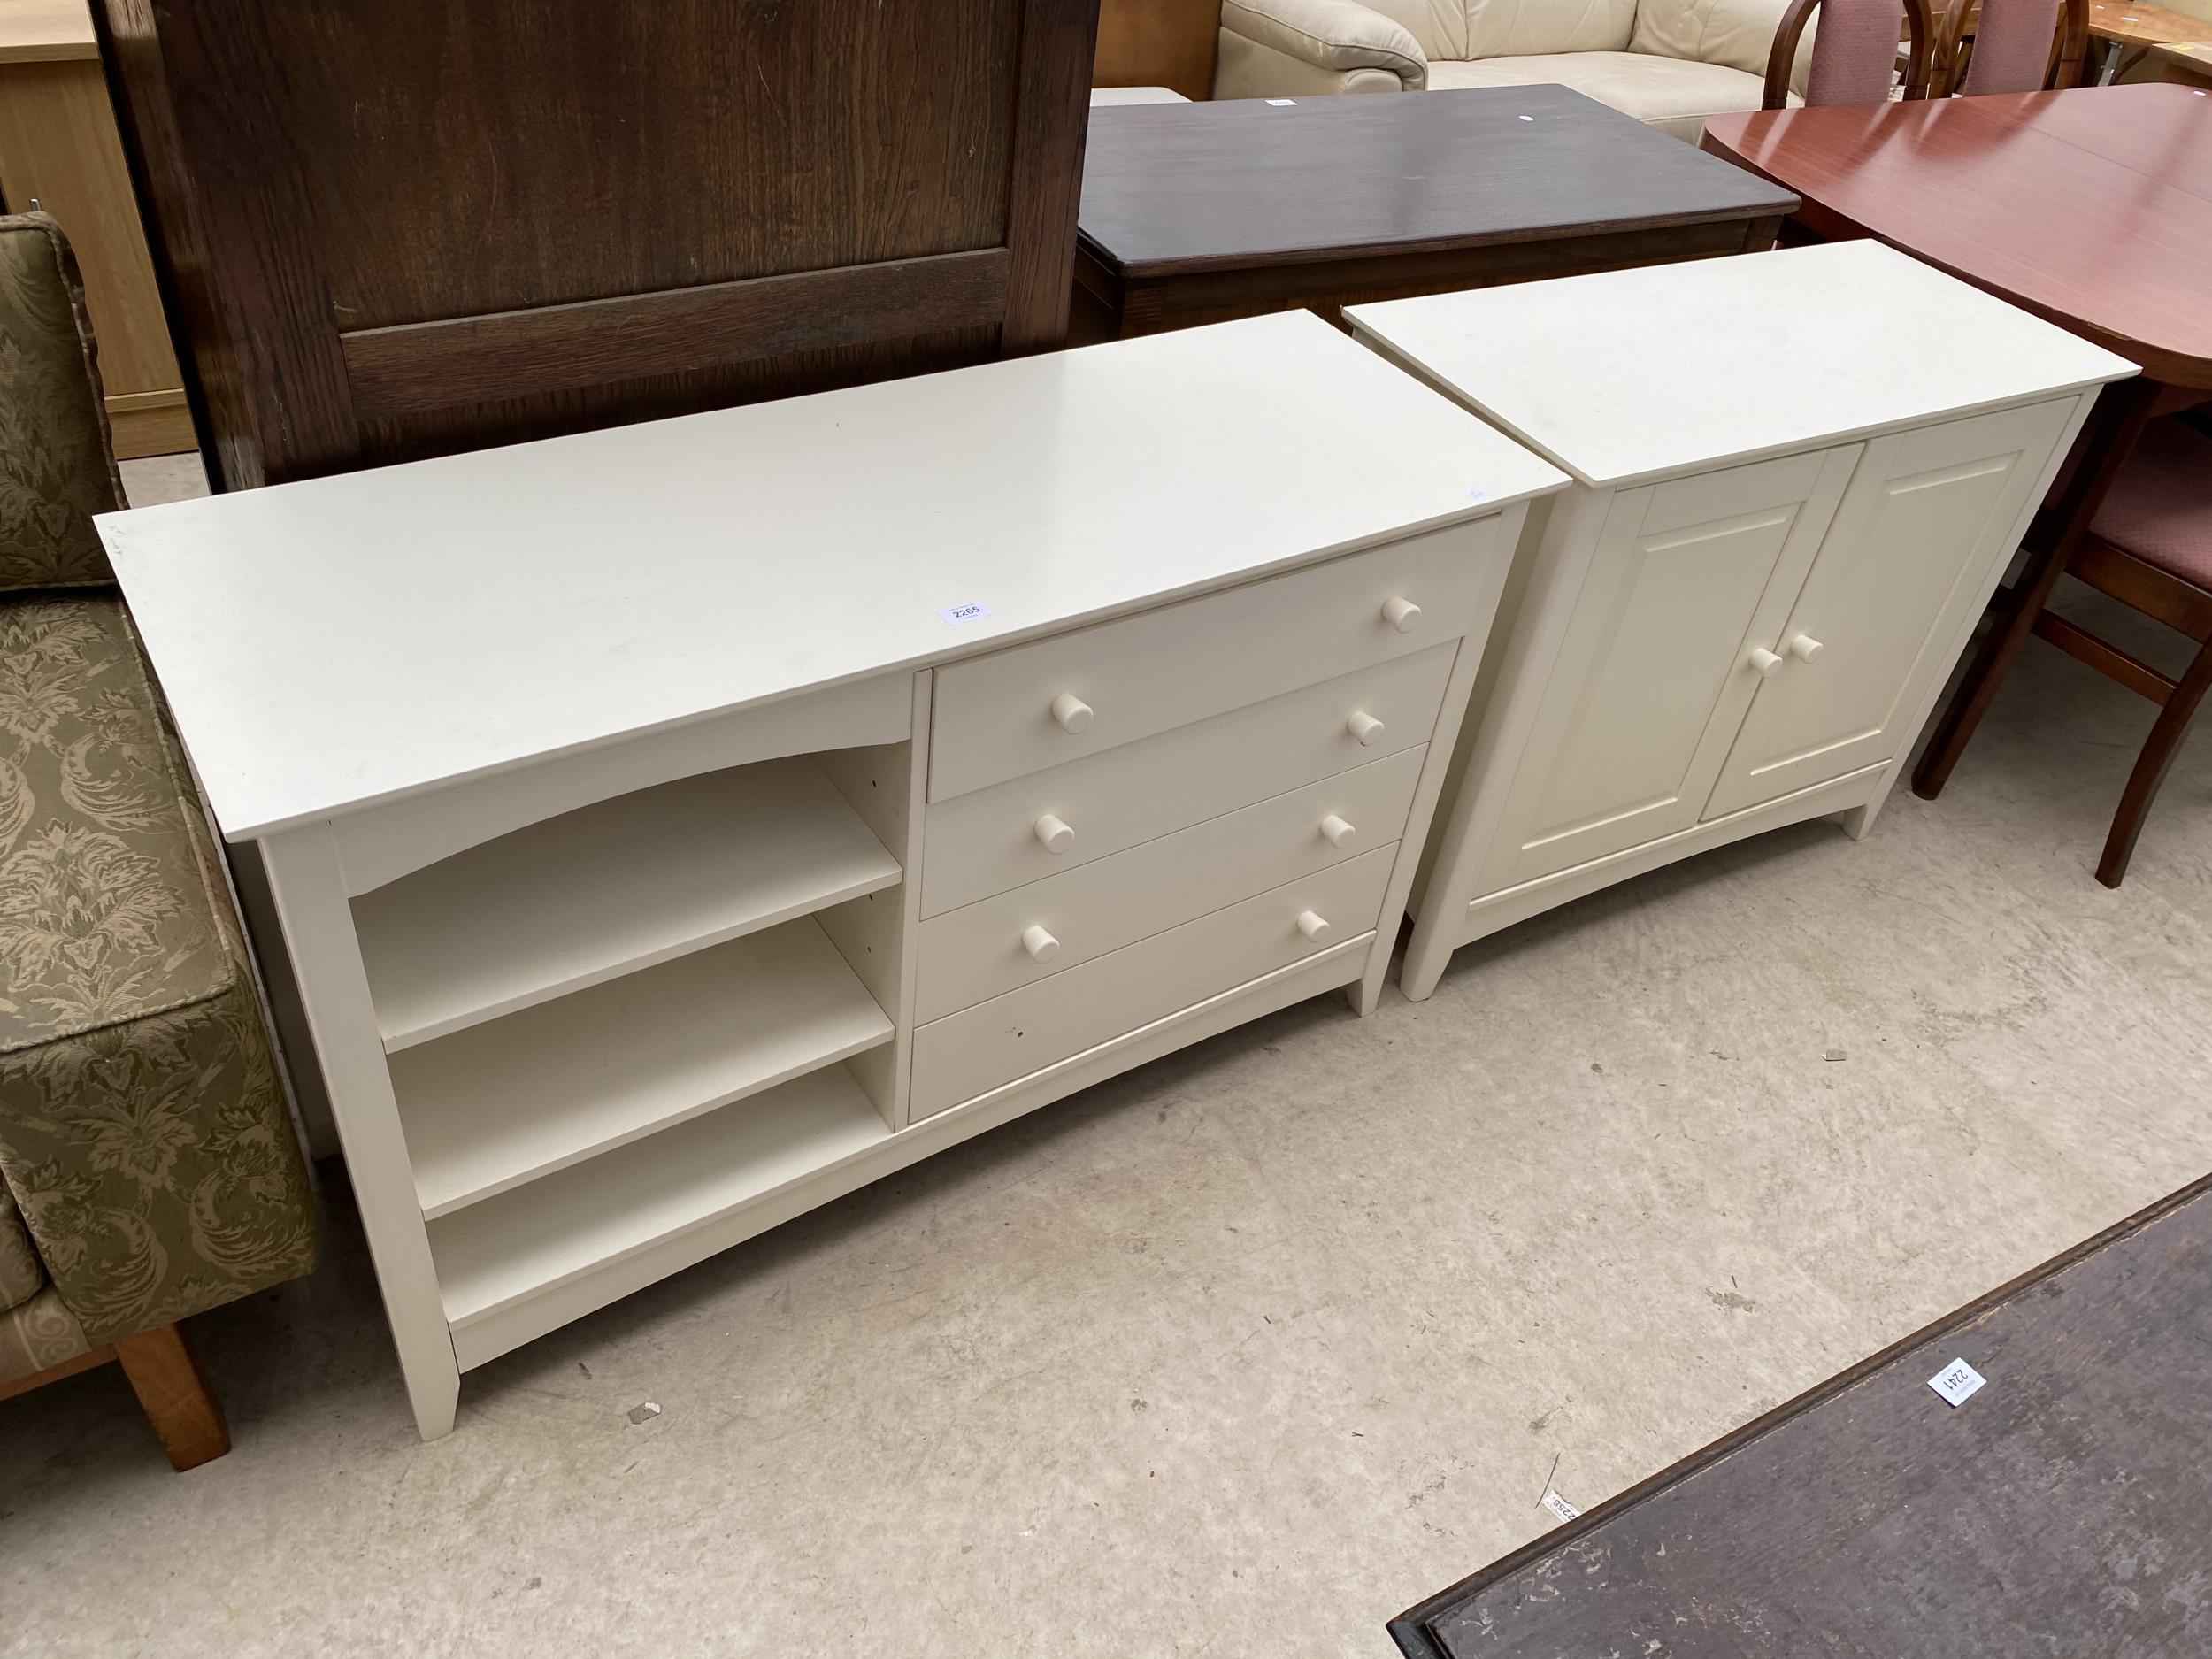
xmin=1073 ymin=87 xmax=1799 ymax=340
xmin=1390 ymin=1172 xmax=2212 ymax=1657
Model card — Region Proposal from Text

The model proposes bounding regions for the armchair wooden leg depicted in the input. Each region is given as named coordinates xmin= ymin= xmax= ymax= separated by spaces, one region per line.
xmin=115 ymin=1322 xmax=230 ymax=1471
xmin=2098 ymin=641 xmax=2212 ymax=889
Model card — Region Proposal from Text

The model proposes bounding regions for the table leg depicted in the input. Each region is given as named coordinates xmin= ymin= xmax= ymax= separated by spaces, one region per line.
xmin=2095 ymin=39 xmax=2124 ymax=85
xmin=1912 ymin=377 xmax=2160 ymax=801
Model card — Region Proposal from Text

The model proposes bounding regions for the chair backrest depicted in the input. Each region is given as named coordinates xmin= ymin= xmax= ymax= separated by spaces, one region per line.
xmin=0 ymin=214 xmax=120 ymax=594
xmin=1939 ymin=0 xmax=2089 ymax=93
xmin=1766 ymin=0 xmax=1937 ymax=106
xmin=96 ymin=0 xmax=1100 ymax=488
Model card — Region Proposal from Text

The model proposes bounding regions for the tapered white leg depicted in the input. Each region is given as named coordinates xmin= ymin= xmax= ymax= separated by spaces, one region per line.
xmin=1398 ymin=919 xmax=1454 ymax=1002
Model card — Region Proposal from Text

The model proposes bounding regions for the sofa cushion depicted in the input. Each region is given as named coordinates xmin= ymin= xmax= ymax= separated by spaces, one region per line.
xmin=0 ymin=595 xmax=315 ymax=1350
xmin=1363 ymin=0 xmax=1470 ymax=58
xmin=0 ymin=216 xmax=121 ymax=595
xmin=1427 ymin=51 xmax=1771 ymax=137
xmin=1464 ymin=0 xmax=1636 ymax=60
xmin=0 ymin=1183 xmax=42 ymax=1311
xmin=1629 ymin=0 xmax=1793 ymax=76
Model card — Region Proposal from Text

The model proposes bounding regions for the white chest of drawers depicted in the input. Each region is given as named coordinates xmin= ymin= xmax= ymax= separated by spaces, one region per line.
xmin=103 ymin=311 xmax=1566 ymax=1439
xmin=1347 ymin=242 xmax=2137 ymax=1001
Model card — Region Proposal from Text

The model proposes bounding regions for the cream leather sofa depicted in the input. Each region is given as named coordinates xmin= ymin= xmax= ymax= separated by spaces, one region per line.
xmin=1216 ymin=0 xmax=1810 ymax=141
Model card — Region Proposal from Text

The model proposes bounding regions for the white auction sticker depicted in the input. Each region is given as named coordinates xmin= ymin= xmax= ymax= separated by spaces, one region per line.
xmin=1540 ymin=1490 xmax=1581 ymax=1523
xmin=938 ymin=602 xmax=992 ymax=626
xmin=1927 ymin=1358 xmax=1986 ymax=1407
xmin=1266 ymin=98 xmax=1296 ymax=105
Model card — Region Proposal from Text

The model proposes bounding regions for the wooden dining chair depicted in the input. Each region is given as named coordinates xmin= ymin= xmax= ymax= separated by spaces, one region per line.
xmin=1765 ymin=0 xmax=1937 ymax=108
xmin=1934 ymin=0 xmax=2090 ymax=94
xmin=2024 ymin=412 xmax=2212 ymax=886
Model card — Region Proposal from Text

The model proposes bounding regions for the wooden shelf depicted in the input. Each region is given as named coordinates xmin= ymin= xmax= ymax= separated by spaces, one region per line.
xmin=428 ymin=1063 xmax=892 ymax=1331
xmin=355 ymin=755 xmax=900 ymax=1052
xmin=393 ymin=918 xmax=893 ymax=1219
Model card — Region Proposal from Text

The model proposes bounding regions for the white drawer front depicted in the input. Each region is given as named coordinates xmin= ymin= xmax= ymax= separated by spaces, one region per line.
xmin=928 ymin=521 xmax=1499 ymax=802
xmin=917 ymin=746 xmax=1424 ymax=1022
xmin=910 ymin=846 xmax=1396 ymax=1118
xmin=921 ymin=644 xmax=1456 ymax=916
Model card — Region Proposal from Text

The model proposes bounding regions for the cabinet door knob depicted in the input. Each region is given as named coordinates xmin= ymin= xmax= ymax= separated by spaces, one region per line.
xmin=1347 ymin=710 xmax=1386 ymax=747
xmin=1787 ymin=633 xmax=1824 ymax=663
xmin=1033 ymin=813 xmax=1075 ymax=854
xmin=1295 ymin=909 xmax=1332 ymax=943
xmin=1747 ymin=647 xmax=1784 ymax=678
xmin=1049 ymin=692 xmax=1093 ymax=734
xmin=1320 ymin=813 xmax=1357 ymax=849
xmin=1381 ymin=595 xmax=1423 ymax=634
xmin=1020 ymin=925 xmax=1060 ymax=964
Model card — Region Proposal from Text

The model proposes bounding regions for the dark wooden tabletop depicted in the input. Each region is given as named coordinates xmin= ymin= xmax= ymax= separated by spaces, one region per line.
xmin=1391 ymin=1172 xmax=2212 ymax=1658
xmin=1078 ymin=87 xmax=1800 ymax=278
xmin=1702 ymin=82 xmax=2212 ymax=387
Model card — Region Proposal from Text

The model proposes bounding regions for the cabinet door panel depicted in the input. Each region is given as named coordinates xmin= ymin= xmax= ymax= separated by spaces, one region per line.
xmin=1705 ymin=400 xmax=2077 ymax=820
xmin=1481 ymin=448 xmax=1860 ymax=891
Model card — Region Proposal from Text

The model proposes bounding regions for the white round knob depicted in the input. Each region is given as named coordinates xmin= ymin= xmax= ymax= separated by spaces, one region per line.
xmin=1033 ymin=813 xmax=1075 ymax=855
xmin=1347 ymin=710 xmax=1386 ymax=747
xmin=1319 ymin=814 xmax=1357 ymax=850
xmin=1020 ymin=925 xmax=1060 ymax=964
xmin=1295 ymin=910 xmax=1332 ymax=943
xmin=1747 ymin=647 xmax=1784 ymax=678
xmin=1381 ymin=595 xmax=1423 ymax=634
xmin=1049 ymin=692 xmax=1093 ymax=734
xmin=1787 ymin=634 xmax=1824 ymax=664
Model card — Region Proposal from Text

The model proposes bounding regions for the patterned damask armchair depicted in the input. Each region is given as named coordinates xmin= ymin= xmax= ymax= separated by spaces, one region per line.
xmin=0 ymin=213 xmax=315 ymax=1469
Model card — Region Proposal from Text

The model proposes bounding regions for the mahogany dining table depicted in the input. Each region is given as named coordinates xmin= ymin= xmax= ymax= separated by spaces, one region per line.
xmin=1701 ymin=82 xmax=2212 ymax=801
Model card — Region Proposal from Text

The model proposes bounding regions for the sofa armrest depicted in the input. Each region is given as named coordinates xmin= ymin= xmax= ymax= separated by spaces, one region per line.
xmin=1214 ymin=0 xmax=1428 ymax=94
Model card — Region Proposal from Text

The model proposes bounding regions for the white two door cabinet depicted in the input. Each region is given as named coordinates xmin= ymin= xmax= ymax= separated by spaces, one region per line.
xmin=101 ymin=312 xmax=1566 ymax=1438
xmin=1349 ymin=242 xmax=2137 ymax=1000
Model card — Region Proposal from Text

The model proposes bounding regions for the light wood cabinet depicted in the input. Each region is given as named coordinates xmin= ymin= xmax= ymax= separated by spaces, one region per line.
xmin=0 ymin=0 xmax=189 ymax=457
xmin=1349 ymin=242 xmax=2139 ymax=1000
xmin=98 ymin=312 xmax=1567 ymax=1439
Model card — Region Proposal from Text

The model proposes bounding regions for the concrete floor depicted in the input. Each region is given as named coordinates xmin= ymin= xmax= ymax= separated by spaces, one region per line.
xmin=6 ymin=472 xmax=2209 ymax=1655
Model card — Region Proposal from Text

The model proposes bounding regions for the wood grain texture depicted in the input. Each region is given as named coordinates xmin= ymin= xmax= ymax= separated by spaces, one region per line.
xmin=113 ymin=1323 xmax=228 ymax=1471
xmin=1077 ymin=88 xmax=1797 ymax=337
xmin=2087 ymin=0 xmax=2212 ymax=47
xmin=1083 ymin=88 xmax=1798 ymax=275
xmin=264 ymin=0 xmax=1022 ymax=328
xmin=1393 ymin=1173 xmax=2212 ymax=1658
xmin=96 ymin=0 xmax=358 ymax=486
xmin=1092 ymin=0 xmax=1217 ymax=99
xmin=1002 ymin=0 xmax=1102 ymax=350
xmin=340 ymin=251 xmax=1011 ymax=419
xmin=0 ymin=0 xmax=95 ymax=61
xmin=95 ymin=0 xmax=1097 ymax=480
xmin=0 ymin=43 xmax=188 ymax=454
xmin=1701 ymin=83 xmax=2212 ymax=387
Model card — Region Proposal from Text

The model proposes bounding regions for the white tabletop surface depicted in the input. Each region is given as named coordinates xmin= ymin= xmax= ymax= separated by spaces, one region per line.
xmin=1347 ymin=241 xmax=2137 ymax=490
xmin=104 ymin=311 xmax=1567 ymax=841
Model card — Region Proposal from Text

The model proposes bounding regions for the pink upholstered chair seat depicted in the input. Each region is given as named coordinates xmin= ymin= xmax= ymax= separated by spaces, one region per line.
xmin=2091 ymin=417 xmax=2212 ymax=591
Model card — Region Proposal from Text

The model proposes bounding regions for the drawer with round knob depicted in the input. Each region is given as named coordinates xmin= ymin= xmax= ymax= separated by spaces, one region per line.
xmin=910 ymin=846 xmax=1398 ymax=1119
xmin=920 ymin=644 xmax=1455 ymax=918
xmin=926 ymin=519 xmax=1500 ymax=802
xmin=914 ymin=745 xmax=1424 ymax=1022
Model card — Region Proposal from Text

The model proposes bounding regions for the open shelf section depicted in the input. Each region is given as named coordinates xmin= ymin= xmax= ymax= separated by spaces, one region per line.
xmin=428 ymin=1062 xmax=892 ymax=1331
xmin=394 ymin=916 xmax=893 ymax=1219
xmin=355 ymin=755 xmax=901 ymax=1052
